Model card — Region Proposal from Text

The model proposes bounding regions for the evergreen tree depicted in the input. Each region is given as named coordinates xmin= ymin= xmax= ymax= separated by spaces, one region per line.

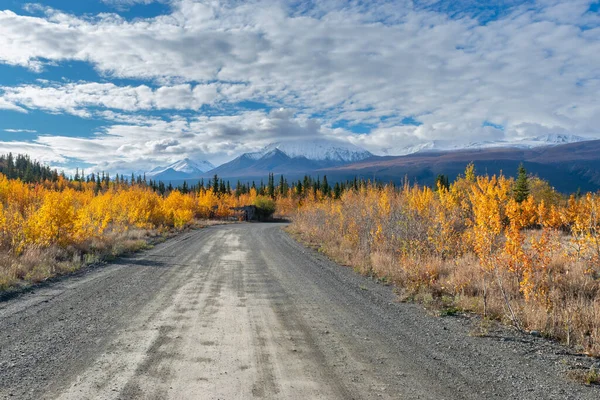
xmin=279 ymin=174 xmax=285 ymax=196
xmin=513 ymin=164 xmax=530 ymax=203
xmin=212 ymin=174 xmax=219 ymax=193
xmin=267 ymin=173 xmax=275 ymax=198
xmin=6 ymin=153 xmax=15 ymax=179
xmin=321 ymin=175 xmax=330 ymax=196
xmin=23 ymin=164 xmax=34 ymax=183
xmin=435 ymin=174 xmax=450 ymax=191
xmin=303 ymin=175 xmax=311 ymax=193
xmin=333 ymin=182 xmax=341 ymax=199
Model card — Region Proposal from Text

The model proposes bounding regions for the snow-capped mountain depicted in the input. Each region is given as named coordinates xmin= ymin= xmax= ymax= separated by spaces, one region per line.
xmin=209 ymin=139 xmax=373 ymax=178
xmin=525 ymin=134 xmax=588 ymax=145
xmin=393 ymin=134 xmax=590 ymax=156
xmin=267 ymin=139 xmax=373 ymax=162
xmin=246 ymin=139 xmax=373 ymax=163
xmin=146 ymin=158 xmax=215 ymax=181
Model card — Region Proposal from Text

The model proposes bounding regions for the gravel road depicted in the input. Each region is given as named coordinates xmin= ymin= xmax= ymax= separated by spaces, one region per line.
xmin=0 ymin=223 xmax=598 ymax=399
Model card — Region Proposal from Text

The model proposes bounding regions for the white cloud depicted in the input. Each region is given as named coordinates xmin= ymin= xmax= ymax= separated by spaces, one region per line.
xmin=0 ymin=140 xmax=66 ymax=164
xmin=100 ymin=0 xmax=166 ymax=5
xmin=0 ymin=98 xmax=27 ymax=113
xmin=0 ymin=0 xmax=598 ymax=169
xmin=0 ymin=82 xmax=224 ymax=114
xmin=4 ymin=128 xmax=37 ymax=133
xmin=0 ymin=108 xmax=330 ymax=173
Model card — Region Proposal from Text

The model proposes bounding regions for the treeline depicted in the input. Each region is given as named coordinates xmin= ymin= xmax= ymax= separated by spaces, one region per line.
xmin=0 ymin=154 xmax=60 ymax=183
xmin=231 ymin=173 xmax=386 ymax=199
xmin=0 ymin=153 xmax=379 ymax=199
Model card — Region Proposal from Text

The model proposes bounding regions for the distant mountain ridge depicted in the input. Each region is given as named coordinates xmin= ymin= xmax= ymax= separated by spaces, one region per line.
xmin=146 ymin=158 xmax=215 ymax=181
xmin=208 ymin=139 xmax=374 ymax=178
xmin=392 ymin=134 xmax=589 ymax=156
xmin=142 ymin=136 xmax=600 ymax=193
xmin=318 ymin=139 xmax=600 ymax=193
xmin=259 ymin=140 xmax=373 ymax=163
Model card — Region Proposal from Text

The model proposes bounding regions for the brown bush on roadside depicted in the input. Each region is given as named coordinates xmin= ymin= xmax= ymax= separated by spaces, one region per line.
xmin=290 ymin=166 xmax=600 ymax=356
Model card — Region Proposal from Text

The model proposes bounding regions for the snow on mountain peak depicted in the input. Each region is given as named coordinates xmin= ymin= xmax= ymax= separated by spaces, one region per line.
xmin=528 ymin=134 xmax=587 ymax=144
xmin=258 ymin=139 xmax=373 ymax=162
xmin=147 ymin=158 xmax=215 ymax=178
xmin=169 ymin=158 xmax=214 ymax=174
xmin=391 ymin=134 xmax=591 ymax=156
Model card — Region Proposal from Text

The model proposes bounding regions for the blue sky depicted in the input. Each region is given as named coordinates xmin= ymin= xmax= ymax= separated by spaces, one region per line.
xmin=0 ymin=0 xmax=598 ymax=173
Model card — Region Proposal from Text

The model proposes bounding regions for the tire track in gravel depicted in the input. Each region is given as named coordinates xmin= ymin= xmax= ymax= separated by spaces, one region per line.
xmin=1 ymin=223 xmax=599 ymax=400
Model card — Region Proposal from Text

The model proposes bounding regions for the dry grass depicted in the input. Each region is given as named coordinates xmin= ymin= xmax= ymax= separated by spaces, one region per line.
xmin=0 ymin=229 xmax=153 ymax=291
xmin=0 ymin=219 xmax=218 ymax=293
xmin=567 ymin=367 xmax=600 ymax=386
xmin=289 ymin=217 xmax=600 ymax=357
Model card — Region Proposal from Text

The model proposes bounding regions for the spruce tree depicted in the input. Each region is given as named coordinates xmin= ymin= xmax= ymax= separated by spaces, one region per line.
xmin=333 ymin=182 xmax=341 ymax=199
xmin=212 ymin=174 xmax=219 ymax=193
xmin=6 ymin=153 xmax=14 ymax=179
xmin=513 ymin=164 xmax=530 ymax=203
xmin=267 ymin=173 xmax=275 ymax=198
xmin=321 ymin=175 xmax=330 ymax=196
xmin=435 ymin=174 xmax=449 ymax=191
xmin=279 ymin=174 xmax=285 ymax=196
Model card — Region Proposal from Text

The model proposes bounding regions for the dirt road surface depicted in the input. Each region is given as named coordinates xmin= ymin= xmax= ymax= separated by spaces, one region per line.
xmin=0 ymin=223 xmax=598 ymax=399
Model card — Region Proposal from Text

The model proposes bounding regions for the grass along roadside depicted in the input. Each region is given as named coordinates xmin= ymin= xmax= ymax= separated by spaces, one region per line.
xmin=285 ymin=224 xmax=600 ymax=386
xmin=0 ymin=219 xmax=230 ymax=298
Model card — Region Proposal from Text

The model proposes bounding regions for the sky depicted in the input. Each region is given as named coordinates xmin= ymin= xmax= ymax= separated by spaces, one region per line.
xmin=0 ymin=0 xmax=599 ymax=174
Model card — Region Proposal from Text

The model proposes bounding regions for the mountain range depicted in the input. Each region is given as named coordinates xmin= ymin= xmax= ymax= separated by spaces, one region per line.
xmin=146 ymin=158 xmax=215 ymax=182
xmin=207 ymin=139 xmax=374 ymax=178
xmin=320 ymin=139 xmax=600 ymax=193
xmin=390 ymin=134 xmax=588 ymax=156
xmin=144 ymin=135 xmax=600 ymax=192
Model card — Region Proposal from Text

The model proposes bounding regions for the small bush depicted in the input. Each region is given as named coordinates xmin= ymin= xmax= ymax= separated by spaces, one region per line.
xmin=253 ymin=196 xmax=276 ymax=221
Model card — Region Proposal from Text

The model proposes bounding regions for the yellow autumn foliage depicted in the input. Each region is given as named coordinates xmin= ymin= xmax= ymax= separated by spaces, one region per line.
xmin=291 ymin=165 xmax=600 ymax=355
xmin=0 ymin=173 xmax=266 ymax=256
